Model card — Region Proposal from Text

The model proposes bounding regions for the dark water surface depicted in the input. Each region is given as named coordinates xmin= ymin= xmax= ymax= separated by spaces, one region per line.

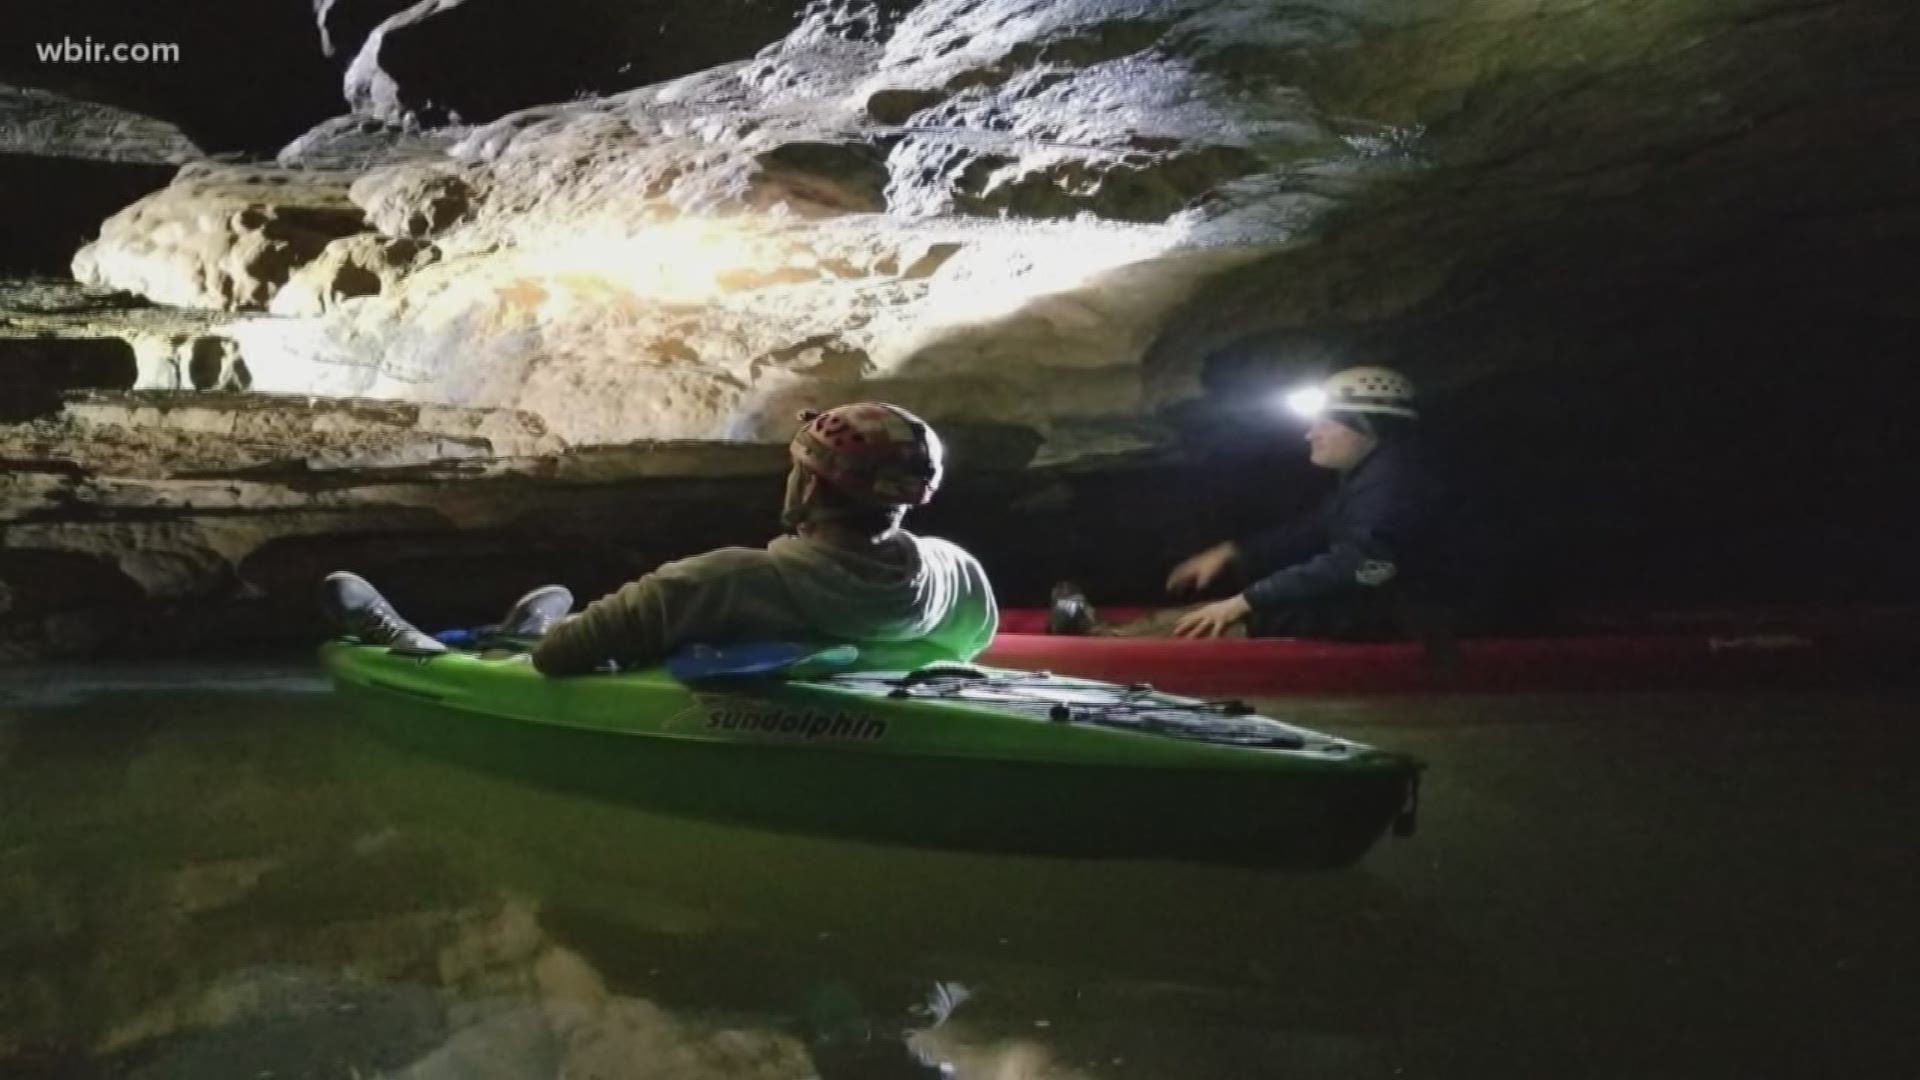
xmin=2 ymin=664 xmax=1914 ymax=1079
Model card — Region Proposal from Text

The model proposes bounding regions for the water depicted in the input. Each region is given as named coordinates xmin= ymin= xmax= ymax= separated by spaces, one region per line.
xmin=3 ymin=666 xmax=1915 ymax=1078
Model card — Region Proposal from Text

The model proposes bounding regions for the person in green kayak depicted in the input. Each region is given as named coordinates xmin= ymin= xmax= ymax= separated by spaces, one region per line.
xmin=321 ymin=403 xmax=999 ymax=674
xmin=1053 ymin=366 xmax=1478 ymax=642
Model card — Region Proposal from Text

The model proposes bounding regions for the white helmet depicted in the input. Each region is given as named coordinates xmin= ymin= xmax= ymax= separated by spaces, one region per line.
xmin=1286 ymin=366 xmax=1418 ymax=420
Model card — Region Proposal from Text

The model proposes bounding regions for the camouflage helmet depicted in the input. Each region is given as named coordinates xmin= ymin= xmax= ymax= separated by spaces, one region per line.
xmin=789 ymin=402 xmax=945 ymax=507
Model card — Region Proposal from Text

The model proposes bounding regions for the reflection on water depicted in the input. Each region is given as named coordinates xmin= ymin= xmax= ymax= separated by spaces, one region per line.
xmin=2 ymin=666 xmax=1915 ymax=1078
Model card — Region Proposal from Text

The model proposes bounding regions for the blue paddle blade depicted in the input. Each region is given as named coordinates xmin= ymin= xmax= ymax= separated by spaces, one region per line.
xmin=432 ymin=625 xmax=553 ymax=653
xmin=666 ymin=642 xmax=861 ymax=682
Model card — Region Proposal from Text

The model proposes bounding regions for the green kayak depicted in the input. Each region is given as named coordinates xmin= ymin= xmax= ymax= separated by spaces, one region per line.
xmin=320 ymin=642 xmax=1422 ymax=868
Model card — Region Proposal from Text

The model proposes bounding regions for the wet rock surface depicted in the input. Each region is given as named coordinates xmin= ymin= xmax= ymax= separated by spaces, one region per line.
xmin=0 ymin=375 xmax=1175 ymax=660
xmin=72 ymin=164 xmax=368 ymax=311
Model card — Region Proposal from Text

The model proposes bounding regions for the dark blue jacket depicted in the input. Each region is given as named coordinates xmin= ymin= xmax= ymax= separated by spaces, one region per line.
xmin=1236 ymin=438 xmax=1469 ymax=612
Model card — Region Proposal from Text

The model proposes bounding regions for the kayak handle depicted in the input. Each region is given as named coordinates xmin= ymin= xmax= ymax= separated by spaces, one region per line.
xmin=894 ymin=663 xmax=993 ymax=687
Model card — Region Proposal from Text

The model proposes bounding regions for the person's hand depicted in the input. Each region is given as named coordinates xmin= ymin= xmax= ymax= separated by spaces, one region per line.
xmin=1172 ymin=595 xmax=1251 ymax=638
xmin=1166 ymin=542 xmax=1239 ymax=597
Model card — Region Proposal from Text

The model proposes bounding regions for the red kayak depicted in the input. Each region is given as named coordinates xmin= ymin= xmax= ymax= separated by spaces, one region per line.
xmin=982 ymin=607 xmax=1920 ymax=695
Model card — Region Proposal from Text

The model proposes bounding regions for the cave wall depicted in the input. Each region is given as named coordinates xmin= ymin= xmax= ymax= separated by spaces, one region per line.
xmin=0 ymin=0 xmax=826 ymax=151
xmin=3 ymin=0 xmax=1918 ymax=658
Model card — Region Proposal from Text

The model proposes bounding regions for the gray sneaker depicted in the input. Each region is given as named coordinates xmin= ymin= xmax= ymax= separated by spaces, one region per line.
xmin=1046 ymin=581 xmax=1097 ymax=635
xmin=320 ymin=571 xmax=447 ymax=655
xmin=494 ymin=584 xmax=574 ymax=638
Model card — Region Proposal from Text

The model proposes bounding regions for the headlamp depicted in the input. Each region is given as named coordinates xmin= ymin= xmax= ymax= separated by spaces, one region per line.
xmin=1283 ymin=387 xmax=1328 ymax=419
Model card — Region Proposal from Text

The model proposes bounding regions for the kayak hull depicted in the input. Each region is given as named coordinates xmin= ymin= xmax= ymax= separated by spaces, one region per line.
xmin=984 ymin=607 xmax=1920 ymax=696
xmin=323 ymin=643 xmax=1419 ymax=868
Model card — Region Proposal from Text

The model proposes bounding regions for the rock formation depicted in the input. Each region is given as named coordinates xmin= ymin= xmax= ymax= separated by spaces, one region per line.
xmin=3 ymin=0 xmax=1917 ymax=657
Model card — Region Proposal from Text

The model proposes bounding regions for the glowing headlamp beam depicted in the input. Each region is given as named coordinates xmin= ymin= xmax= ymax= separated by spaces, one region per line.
xmin=1284 ymin=387 xmax=1328 ymax=418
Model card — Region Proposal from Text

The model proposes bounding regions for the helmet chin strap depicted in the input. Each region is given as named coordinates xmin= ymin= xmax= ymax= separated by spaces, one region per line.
xmin=780 ymin=475 xmax=813 ymax=533
xmin=780 ymin=468 xmax=808 ymax=534
xmin=781 ymin=473 xmax=854 ymax=533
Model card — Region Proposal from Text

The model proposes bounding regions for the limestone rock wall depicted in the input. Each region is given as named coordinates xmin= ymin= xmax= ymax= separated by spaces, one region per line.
xmin=65 ymin=0 xmax=1408 ymax=453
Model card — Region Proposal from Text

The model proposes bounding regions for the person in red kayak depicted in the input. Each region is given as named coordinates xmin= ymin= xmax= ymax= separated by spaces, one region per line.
xmin=1053 ymin=366 xmax=1474 ymax=642
xmin=321 ymin=403 xmax=999 ymax=673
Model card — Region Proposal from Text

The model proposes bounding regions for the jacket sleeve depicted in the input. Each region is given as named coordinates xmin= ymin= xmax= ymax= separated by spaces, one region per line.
xmin=1233 ymin=501 xmax=1330 ymax=580
xmin=1242 ymin=540 xmax=1376 ymax=609
xmin=529 ymin=575 xmax=674 ymax=676
xmin=947 ymin=549 xmax=1001 ymax=660
xmin=1241 ymin=474 xmax=1412 ymax=611
xmin=529 ymin=551 xmax=759 ymax=676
